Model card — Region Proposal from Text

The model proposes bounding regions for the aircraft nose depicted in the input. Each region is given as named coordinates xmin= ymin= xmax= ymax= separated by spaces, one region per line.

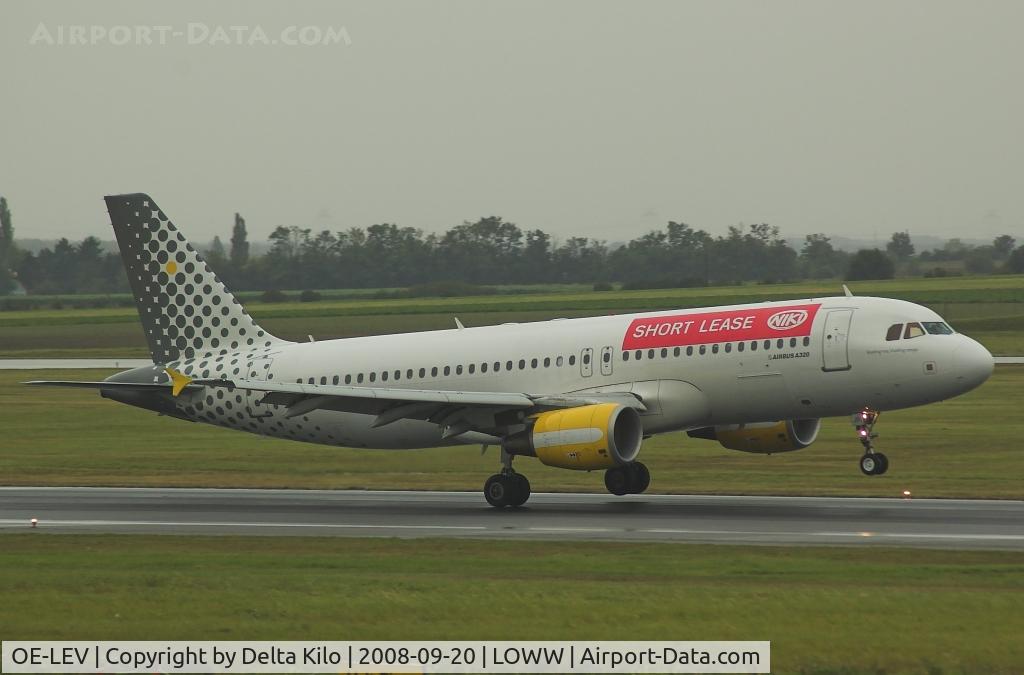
xmin=952 ymin=337 xmax=994 ymax=392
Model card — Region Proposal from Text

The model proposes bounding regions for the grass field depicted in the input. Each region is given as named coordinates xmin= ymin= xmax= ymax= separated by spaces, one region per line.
xmin=2 ymin=275 xmax=1024 ymax=356
xmin=1 ymin=535 xmax=1022 ymax=673
xmin=3 ymin=367 xmax=1022 ymax=498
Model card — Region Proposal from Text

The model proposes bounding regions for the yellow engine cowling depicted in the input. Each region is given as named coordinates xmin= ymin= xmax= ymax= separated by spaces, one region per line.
xmin=690 ymin=419 xmax=821 ymax=454
xmin=503 ymin=403 xmax=643 ymax=470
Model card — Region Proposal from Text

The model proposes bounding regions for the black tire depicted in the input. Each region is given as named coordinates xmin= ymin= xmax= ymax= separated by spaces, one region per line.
xmin=873 ymin=453 xmax=889 ymax=476
xmin=484 ymin=474 xmax=513 ymax=507
xmin=630 ymin=462 xmax=651 ymax=494
xmin=511 ymin=474 xmax=531 ymax=507
xmin=860 ymin=454 xmax=879 ymax=476
xmin=605 ymin=466 xmax=631 ymax=496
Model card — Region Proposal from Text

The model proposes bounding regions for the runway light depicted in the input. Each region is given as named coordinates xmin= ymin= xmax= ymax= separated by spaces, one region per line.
xmin=902 ymin=490 xmax=912 ymax=499
xmin=30 ymin=518 xmax=37 ymax=528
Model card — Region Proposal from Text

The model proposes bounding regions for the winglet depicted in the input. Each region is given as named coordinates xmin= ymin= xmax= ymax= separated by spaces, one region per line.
xmin=165 ymin=367 xmax=193 ymax=397
xmin=842 ymin=284 xmax=854 ymax=297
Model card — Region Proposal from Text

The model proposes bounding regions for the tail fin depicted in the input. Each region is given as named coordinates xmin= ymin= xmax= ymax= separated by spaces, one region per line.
xmin=106 ymin=193 xmax=284 ymax=364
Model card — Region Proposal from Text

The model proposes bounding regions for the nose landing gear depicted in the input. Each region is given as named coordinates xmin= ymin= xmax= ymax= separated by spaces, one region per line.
xmin=854 ymin=408 xmax=889 ymax=476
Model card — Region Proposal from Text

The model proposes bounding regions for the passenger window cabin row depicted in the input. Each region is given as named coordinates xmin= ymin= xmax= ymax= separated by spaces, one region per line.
xmin=623 ymin=336 xmax=811 ymax=361
xmin=296 ymin=336 xmax=814 ymax=387
xmin=303 ymin=355 xmax=581 ymax=385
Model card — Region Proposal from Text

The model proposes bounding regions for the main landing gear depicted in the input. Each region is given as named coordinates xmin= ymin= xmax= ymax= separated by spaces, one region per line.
xmin=854 ymin=408 xmax=889 ymax=476
xmin=604 ymin=461 xmax=651 ymax=496
xmin=483 ymin=453 xmax=652 ymax=507
xmin=484 ymin=449 xmax=531 ymax=508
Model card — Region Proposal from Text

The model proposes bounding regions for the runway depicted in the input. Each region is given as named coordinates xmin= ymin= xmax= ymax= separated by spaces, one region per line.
xmin=2 ymin=487 xmax=1023 ymax=550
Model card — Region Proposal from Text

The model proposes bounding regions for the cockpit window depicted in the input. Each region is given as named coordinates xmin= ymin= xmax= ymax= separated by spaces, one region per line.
xmin=885 ymin=323 xmax=903 ymax=341
xmin=923 ymin=321 xmax=954 ymax=335
xmin=904 ymin=322 xmax=926 ymax=339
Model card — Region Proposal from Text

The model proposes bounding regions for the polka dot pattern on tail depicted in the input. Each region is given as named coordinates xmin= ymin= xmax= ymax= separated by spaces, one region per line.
xmin=105 ymin=193 xmax=283 ymax=364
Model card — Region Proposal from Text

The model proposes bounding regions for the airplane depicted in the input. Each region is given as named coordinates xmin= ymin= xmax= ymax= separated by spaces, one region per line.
xmin=28 ymin=193 xmax=995 ymax=507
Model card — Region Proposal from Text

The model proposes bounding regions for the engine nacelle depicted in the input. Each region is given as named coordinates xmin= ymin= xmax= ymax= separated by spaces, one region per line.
xmin=688 ymin=418 xmax=821 ymax=454
xmin=504 ymin=403 xmax=643 ymax=470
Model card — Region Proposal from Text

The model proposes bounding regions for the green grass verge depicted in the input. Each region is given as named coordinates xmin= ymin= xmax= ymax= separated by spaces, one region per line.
xmin=1 ymin=535 xmax=1022 ymax=674
xmin=0 ymin=283 xmax=597 ymax=310
xmin=3 ymin=367 xmax=1022 ymax=498
xmin=0 ymin=310 xmax=606 ymax=358
xmin=5 ymin=276 xmax=1024 ymax=326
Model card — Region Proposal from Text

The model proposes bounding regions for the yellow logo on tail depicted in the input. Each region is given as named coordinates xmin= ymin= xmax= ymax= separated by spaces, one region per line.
xmin=165 ymin=367 xmax=193 ymax=397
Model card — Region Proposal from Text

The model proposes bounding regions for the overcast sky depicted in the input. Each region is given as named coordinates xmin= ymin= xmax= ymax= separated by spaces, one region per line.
xmin=2 ymin=0 xmax=1022 ymax=244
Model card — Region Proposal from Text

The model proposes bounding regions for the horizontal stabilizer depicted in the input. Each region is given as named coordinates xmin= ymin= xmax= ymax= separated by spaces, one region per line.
xmin=24 ymin=380 xmax=200 ymax=393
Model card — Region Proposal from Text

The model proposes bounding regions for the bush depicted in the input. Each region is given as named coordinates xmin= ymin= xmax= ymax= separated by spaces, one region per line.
xmin=592 ymin=282 xmax=614 ymax=292
xmin=299 ymin=289 xmax=322 ymax=302
xmin=390 ymin=281 xmax=496 ymax=298
xmin=846 ymin=249 xmax=895 ymax=281
xmin=260 ymin=289 xmax=288 ymax=303
xmin=1006 ymin=246 xmax=1024 ymax=274
xmin=621 ymin=277 xmax=706 ymax=291
xmin=964 ymin=250 xmax=996 ymax=274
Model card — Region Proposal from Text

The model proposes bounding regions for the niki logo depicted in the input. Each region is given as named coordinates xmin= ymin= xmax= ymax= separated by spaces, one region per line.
xmin=767 ymin=309 xmax=809 ymax=331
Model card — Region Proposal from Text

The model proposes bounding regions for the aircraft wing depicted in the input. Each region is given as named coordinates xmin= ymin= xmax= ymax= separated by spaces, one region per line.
xmin=212 ymin=379 xmax=534 ymax=409
xmin=196 ymin=376 xmax=645 ymax=437
xmin=28 ymin=368 xmax=646 ymax=439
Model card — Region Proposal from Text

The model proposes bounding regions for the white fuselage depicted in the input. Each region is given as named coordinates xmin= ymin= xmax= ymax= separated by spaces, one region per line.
xmin=170 ymin=295 xmax=993 ymax=449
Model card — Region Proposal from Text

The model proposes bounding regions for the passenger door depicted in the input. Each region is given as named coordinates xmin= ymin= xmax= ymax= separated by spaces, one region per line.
xmin=822 ymin=310 xmax=853 ymax=371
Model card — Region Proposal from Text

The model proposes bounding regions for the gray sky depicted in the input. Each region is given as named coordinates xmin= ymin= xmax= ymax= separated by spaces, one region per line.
xmin=2 ymin=0 xmax=1022 ymax=243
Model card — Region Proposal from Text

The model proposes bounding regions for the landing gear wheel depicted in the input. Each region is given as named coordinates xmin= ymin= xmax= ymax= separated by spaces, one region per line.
xmin=604 ymin=466 xmax=631 ymax=496
xmin=484 ymin=472 xmax=531 ymax=508
xmin=510 ymin=473 xmax=531 ymax=507
xmin=859 ymin=453 xmax=889 ymax=476
xmin=605 ymin=463 xmax=650 ymax=495
xmin=629 ymin=462 xmax=651 ymax=494
xmin=484 ymin=474 xmax=516 ymax=507
xmin=853 ymin=409 xmax=890 ymax=477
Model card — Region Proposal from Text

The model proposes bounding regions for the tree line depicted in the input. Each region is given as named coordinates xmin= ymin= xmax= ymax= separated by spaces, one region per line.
xmin=1 ymin=196 xmax=1022 ymax=296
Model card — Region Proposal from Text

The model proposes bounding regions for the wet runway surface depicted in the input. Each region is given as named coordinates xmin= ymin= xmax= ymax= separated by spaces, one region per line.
xmin=3 ymin=487 xmax=1023 ymax=549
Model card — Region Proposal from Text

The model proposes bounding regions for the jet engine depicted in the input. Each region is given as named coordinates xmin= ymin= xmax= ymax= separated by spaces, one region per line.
xmin=688 ymin=419 xmax=821 ymax=454
xmin=503 ymin=403 xmax=643 ymax=470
